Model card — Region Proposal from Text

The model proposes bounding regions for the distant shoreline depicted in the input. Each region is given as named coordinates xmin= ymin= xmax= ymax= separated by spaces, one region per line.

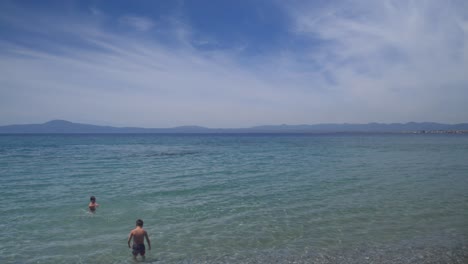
xmin=1 ymin=131 xmax=468 ymax=136
xmin=1 ymin=120 xmax=468 ymax=134
xmin=406 ymin=130 xmax=468 ymax=134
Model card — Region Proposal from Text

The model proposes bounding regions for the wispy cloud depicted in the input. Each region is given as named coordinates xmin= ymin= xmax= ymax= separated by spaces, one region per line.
xmin=0 ymin=1 xmax=467 ymax=127
xmin=90 ymin=7 xmax=101 ymax=16
xmin=0 ymin=12 xmax=300 ymax=127
xmin=286 ymin=0 xmax=468 ymax=122
xmin=119 ymin=15 xmax=155 ymax=31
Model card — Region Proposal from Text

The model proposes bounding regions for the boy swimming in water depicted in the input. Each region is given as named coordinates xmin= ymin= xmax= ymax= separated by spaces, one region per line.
xmin=88 ymin=196 xmax=99 ymax=212
xmin=128 ymin=219 xmax=151 ymax=260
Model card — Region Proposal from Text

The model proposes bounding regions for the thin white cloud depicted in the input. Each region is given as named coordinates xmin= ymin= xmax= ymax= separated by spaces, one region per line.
xmin=0 ymin=1 xmax=467 ymax=127
xmin=0 ymin=21 xmax=306 ymax=127
xmin=286 ymin=0 xmax=468 ymax=122
xmin=90 ymin=7 xmax=101 ymax=16
xmin=119 ymin=15 xmax=155 ymax=31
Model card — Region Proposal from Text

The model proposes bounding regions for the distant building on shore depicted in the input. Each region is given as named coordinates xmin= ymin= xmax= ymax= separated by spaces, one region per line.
xmin=412 ymin=130 xmax=468 ymax=134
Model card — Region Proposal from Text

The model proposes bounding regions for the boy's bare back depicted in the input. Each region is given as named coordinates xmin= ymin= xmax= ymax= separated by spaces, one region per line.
xmin=130 ymin=227 xmax=148 ymax=245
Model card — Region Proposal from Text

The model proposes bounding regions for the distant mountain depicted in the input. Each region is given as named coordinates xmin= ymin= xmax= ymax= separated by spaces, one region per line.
xmin=0 ymin=120 xmax=467 ymax=134
xmin=0 ymin=120 xmax=214 ymax=133
xmin=249 ymin=122 xmax=468 ymax=133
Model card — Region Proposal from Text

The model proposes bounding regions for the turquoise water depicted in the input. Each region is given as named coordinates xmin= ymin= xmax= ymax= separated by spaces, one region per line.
xmin=0 ymin=134 xmax=467 ymax=263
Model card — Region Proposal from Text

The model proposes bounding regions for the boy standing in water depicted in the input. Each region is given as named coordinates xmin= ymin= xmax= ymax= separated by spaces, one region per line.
xmin=128 ymin=219 xmax=151 ymax=260
xmin=88 ymin=196 xmax=99 ymax=212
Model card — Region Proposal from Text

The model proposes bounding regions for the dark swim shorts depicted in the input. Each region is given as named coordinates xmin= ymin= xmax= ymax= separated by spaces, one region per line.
xmin=132 ymin=244 xmax=146 ymax=256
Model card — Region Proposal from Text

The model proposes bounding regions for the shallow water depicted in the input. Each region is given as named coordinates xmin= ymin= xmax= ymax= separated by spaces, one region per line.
xmin=0 ymin=134 xmax=467 ymax=263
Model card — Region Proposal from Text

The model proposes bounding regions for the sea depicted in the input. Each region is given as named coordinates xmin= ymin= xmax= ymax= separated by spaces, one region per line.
xmin=0 ymin=133 xmax=467 ymax=264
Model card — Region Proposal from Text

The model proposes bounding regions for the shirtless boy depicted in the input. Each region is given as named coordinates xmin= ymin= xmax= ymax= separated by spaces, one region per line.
xmin=88 ymin=196 xmax=99 ymax=212
xmin=128 ymin=219 xmax=151 ymax=260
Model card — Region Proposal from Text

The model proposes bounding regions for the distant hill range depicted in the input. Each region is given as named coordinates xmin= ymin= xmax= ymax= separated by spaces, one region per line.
xmin=1 ymin=120 xmax=468 ymax=134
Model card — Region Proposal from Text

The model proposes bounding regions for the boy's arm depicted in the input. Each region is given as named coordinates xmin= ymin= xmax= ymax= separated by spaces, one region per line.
xmin=127 ymin=232 xmax=133 ymax=248
xmin=145 ymin=231 xmax=151 ymax=250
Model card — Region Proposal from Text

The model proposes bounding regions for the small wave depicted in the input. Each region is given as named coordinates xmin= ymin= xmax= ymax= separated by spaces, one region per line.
xmin=124 ymin=150 xmax=200 ymax=159
xmin=144 ymin=151 xmax=199 ymax=157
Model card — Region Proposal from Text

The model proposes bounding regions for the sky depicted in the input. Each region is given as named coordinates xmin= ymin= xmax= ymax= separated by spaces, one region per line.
xmin=0 ymin=0 xmax=467 ymax=128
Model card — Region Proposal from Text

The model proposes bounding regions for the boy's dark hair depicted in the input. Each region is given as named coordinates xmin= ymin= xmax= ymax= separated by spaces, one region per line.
xmin=136 ymin=219 xmax=144 ymax=227
xmin=90 ymin=196 xmax=96 ymax=201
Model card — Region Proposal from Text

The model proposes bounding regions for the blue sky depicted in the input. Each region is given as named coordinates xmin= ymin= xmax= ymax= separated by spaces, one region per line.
xmin=1 ymin=0 xmax=467 ymax=127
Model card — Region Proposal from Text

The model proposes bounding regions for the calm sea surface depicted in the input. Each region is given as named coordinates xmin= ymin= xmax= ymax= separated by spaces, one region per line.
xmin=0 ymin=134 xmax=467 ymax=263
